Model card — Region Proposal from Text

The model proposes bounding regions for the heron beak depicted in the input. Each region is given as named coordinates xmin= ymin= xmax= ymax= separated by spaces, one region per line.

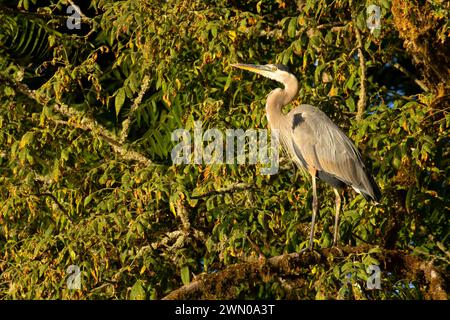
xmin=231 ymin=63 xmax=273 ymax=75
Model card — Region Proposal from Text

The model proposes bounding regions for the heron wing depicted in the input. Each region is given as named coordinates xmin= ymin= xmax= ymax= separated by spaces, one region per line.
xmin=287 ymin=105 xmax=380 ymax=200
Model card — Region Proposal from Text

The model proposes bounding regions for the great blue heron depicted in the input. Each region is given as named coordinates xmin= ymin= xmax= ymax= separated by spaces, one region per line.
xmin=231 ymin=63 xmax=381 ymax=249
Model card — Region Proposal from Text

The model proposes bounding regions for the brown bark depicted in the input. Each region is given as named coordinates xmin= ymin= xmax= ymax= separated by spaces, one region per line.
xmin=354 ymin=27 xmax=367 ymax=121
xmin=163 ymin=245 xmax=447 ymax=300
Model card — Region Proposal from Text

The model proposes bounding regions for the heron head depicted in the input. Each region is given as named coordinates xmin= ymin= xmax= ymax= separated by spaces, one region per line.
xmin=231 ymin=63 xmax=293 ymax=85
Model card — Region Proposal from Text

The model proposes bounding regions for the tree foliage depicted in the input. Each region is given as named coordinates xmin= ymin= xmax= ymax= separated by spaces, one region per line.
xmin=0 ymin=0 xmax=448 ymax=299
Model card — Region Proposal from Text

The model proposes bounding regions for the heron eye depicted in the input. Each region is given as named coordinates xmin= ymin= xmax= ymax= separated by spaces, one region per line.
xmin=271 ymin=66 xmax=278 ymax=72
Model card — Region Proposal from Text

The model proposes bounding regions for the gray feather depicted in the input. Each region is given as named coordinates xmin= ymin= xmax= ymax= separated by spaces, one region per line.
xmin=285 ymin=105 xmax=380 ymax=201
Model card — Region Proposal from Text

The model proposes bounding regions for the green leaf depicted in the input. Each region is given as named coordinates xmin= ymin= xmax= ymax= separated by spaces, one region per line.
xmin=257 ymin=211 xmax=265 ymax=227
xmin=341 ymin=261 xmax=354 ymax=273
xmin=346 ymin=73 xmax=355 ymax=90
xmin=380 ymin=0 xmax=390 ymax=9
xmin=333 ymin=265 xmax=340 ymax=279
xmin=19 ymin=132 xmax=34 ymax=149
xmin=368 ymin=247 xmax=382 ymax=254
xmin=130 ymin=281 xmax=146 ymax=300
xmin=282 ymin=48 xmax=293 ymax=65
xmin=346 ymin=97 xmax=355 ymax=112
xmin=256 ymin=0 xmax=262 ymax=13
xmin=314 ymin=63 xmax=326 ymax=84
xmin=4 ymin=86 xmax=15 ymax=96
xmin=357 ymin=268 xmax=368 ymax=281
xmin=362 ymin=255 xmax=379 ymax=266
xmin=84 ymin=193 xmax=94 ymax=206
xmin=99 ymin=173 xmax=108 ymax=185
xmin=288 ymin=17 xmax=297 ymax=38
xmin=224 ymin=73 xmax=232 ymax=92
xmin=211 ymin=26 xmax=217 ymax=38
xmin=69 ymin=248 xmax=76 ymax=261
xmin=310 ymin=35 xmax=320 ymax=47
xmin=115 ymin=88 xmax=126 ymax=117
xmin=325 ymin=31 xmax=333 ymax=45
xmin=61 ymin=149 xmax=70 ymax=161
xmin=181 ymin=266 xmax=190 ymax=285
xmin=356 ymin=11 xmax=366 ymax=30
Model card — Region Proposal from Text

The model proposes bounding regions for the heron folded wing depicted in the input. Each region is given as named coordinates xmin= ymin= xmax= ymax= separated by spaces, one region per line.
xmin=288 ymin=106 xmax=379 ymax=200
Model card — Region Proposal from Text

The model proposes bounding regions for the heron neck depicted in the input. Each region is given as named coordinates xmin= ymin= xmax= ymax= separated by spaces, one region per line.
xmin=265 ymin=76 xmax=298 ymax=130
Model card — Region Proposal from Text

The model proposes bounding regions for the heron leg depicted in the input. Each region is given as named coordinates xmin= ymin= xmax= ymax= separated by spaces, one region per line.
xmin=309 ymin=171 xmax=318 ymax=250
xmin=333 ymin=188 xmax=341 ymax=246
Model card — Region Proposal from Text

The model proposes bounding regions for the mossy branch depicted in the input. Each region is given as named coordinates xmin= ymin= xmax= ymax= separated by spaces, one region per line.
xmin=119 ymin=74 xmax=151 ymax=144
xmin=354 ymin=27 xmax=367 ymax=121
xmin=163 ymin=245 xmax=448 ymax=300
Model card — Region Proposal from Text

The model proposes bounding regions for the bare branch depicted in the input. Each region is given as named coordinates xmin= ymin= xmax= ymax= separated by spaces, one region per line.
xmin=119 ymin=75 xmax=151 ymax=144
xmin=392 ymin=62 xmax=430 ymax=92
xmin=355 ymin=27 xmax=367 ymax=121
xmin=52 ymin=104 xmax=153 ymax=166
xmin=35 ymin=192 xmax=69 ymax=216
xmin=176 ymin=199 xmax=191 ymax=231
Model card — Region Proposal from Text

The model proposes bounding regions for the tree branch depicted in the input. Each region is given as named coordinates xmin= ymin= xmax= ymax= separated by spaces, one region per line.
xmin=119 ymin=75 xmax=151 ymax=144
xmin=392 ymin=62 xmax=429 ymax=92
xmin=0 ymin=74 xmax=153 ymax=167
xmin=35 ymin=192 xmax=69 ymax=216
xmin=52 ymin=104 xmax=153 ymax=166
xmin=162 ymin=245 xmax=447 ymax=300
xmin=354 ymin=27 xmax=367 ymax=121
xmin=0 ymin=3 xmax=93 ymax=24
